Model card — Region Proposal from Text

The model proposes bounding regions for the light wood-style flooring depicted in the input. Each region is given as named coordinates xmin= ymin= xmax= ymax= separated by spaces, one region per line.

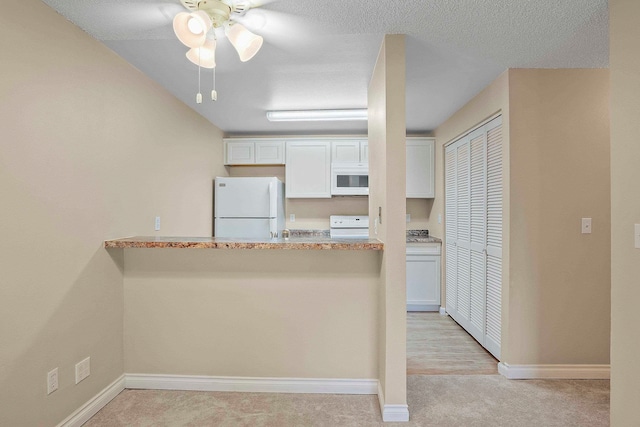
xmin=407 ymin=312 xmax=499 ymax=375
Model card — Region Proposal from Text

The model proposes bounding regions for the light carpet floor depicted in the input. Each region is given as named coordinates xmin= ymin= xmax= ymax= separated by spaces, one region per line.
xmin=87 ymin=315 xmax=607 ymax=425
xmin=85 ymin=376 xmax=609 ymax=426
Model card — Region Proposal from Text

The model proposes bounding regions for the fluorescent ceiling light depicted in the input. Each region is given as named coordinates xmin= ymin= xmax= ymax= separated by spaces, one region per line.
xmin=266 ymin=109 xmax=368 ymax=122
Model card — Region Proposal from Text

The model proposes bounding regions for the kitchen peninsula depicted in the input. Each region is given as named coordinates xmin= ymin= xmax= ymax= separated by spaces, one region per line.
xmin=105 ymin=233 xmax=384 ymax=397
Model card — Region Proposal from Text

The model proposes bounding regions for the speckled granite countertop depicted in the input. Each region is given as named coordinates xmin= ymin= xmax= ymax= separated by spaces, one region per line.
xmin=104 ymin=235 xmax=383 ymax=250
xmin=104 ymin=229 xmax=441 ymax=250
xmin=406 ymin=230 xmax=442 ymax=244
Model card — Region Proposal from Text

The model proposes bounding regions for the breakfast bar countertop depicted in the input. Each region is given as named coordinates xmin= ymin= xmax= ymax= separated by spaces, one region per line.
xmin=104 ymin=235 xmax=384 ymax=250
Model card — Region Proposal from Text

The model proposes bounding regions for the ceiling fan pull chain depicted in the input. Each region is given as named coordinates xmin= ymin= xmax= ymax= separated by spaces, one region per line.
xmin=212 ymin=66 xmax=217 ymax=101
xmin=196 ymin=47 xmax=203 ymax=104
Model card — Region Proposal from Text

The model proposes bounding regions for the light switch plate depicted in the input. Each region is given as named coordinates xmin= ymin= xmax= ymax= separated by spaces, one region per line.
xmin=581 ymin=218 xmax=592 ymax=234
xmin=75 ymin=357 xmax=90 ymax=384
xmin=635 ymin=224 xmax=640 ymax=249
xmin=47 ymin=368 xmax=58 ymax=395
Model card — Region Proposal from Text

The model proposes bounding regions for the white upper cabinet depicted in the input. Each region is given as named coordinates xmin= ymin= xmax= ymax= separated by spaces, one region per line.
xmin=225 ymin=141 xmax=255 ymax=165
xmin=255 ymin=141 xmax=285 ymax=164
xmin=285 ymin=140 xmax=331 ymax=198
xmin=331 ymin=139 xmax=368 ymax=163
xmin=360 ymin=141 xmax=369 ymax=162
xmin=224 ymin=139 xmax=285 ymax=165
xmin=406 ymin=137 xmax=435 ymax=198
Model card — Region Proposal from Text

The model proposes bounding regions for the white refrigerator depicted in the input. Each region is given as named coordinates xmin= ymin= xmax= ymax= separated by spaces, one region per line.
xmin=214 ymin=177 xmax=285 ymax=238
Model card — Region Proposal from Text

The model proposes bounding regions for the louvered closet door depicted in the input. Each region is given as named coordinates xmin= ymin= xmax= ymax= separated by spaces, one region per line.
xmin=454 ymin=139 xmax=471 ymax=330
xmin=484 ymin=116 xmax=503 ymax=359
xmin=467 ymin=128 xmax=487 ymax=343
xmin=444 ymin=144 xmax=458 ymax=319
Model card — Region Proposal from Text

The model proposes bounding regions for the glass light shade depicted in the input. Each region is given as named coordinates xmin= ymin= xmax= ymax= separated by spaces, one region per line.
xmin=186 ymin=39 xmax=217 ymax=69
xmin=173 ymin=11 xmax=212 ymax=48
xmin=225 ymin=23 xmax=263 ymax=62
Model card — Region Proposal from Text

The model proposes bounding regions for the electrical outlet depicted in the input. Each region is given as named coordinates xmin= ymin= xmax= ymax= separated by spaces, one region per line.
xmin=438 ymin=214 xmax=442 ymax=224
xmin=75 ymin=357 xmax=90 ymax=384
xmin=154 ymin=216 xmax=161 ymax=231
xmin=47 ymin=368 xmax=58 ymax=395
xmin=290 ymin=214 xmax=295 ymax=222
xmin=635 ymin=224 xmax=640 ymax=249
xmin=406 ymin=214 xmax=411 ymax=223
xmin=581 ymin=218 xmax=592 ymax=234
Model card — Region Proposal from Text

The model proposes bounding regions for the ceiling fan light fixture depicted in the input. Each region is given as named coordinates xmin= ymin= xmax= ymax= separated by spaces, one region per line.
xmin=186 ymin=39 xmax=217 ymax=69
xmin=173 ymin=11 xmax=212 ymax=48
xmin=266 ymin=109 xmax=369 ymax=122
xmin=175 ymin=0 xmax=262 ymax=102
xmin=225 ymin=23 xmax=263 ymax=62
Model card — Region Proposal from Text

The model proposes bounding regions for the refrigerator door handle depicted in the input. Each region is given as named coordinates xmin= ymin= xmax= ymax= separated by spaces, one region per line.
xmin=269 ymin=218 xmax=278 ymax=238
xmin=269 ymin=180 xmax=277 ymax=218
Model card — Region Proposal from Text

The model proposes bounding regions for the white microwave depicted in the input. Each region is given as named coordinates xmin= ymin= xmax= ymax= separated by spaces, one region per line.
xmin=331 ymin=162 xmax=369 ymax=195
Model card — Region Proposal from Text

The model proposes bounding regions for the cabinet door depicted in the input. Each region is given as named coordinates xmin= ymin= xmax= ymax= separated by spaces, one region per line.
xmin=406 ymin=138 xmax=435 ymax=198
xmin=484 ymin=116 xmax=503 ymax=360
xmin=454 ymin=138 xmax=472 ymax=331
xmin=407 ymin=254 xmax=441 ymax=311
xmin=225 ymin=141 xmax=255 ymax=165
xmin=468 ymin=128 xmax=487 ymax=344
xmin=444 ymin=143 xmax=458 ymax=319
xmin=285 ymin=141 xmax=331 ymax=198
xmin=360 ymin=141 xmax=369 ymax=163
xmin=331 ymin=140 xmax=361 ymax=162
xmin=255 ymin=141 xmax=285 ymax=164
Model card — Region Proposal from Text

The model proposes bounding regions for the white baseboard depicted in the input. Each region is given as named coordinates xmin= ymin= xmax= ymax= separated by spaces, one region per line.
xmin=439 ymin=307 xmax=447 ymax=316
xmin=498 ymin=363 xmax=610 ymax=379
xmin=125 ymin=373 xmax=378 ymax=395
xmin=407 ymin=303 xmax=440 ymax=312
xmin=377 ymin=382 xmax=409 ymax=422
xmin=57 ymin=374 xmax=125 ymax=427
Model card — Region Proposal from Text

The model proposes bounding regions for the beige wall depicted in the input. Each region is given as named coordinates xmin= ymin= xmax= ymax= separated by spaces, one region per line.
xmin=610 ymin=0 xmax=640 ymax=423
xmin=406 ymin=198 xmax=435 ymax=232
xmin=123 ymin=249 xmax=379 ymax=378
xmin=0 ymin=1 xmax=225 ymax=425
xmin=434 ymin=69 xmax=611 ymax=366
xmin=507 ymin=69 xmax=610 ymax=364
xmin=368 ymin=35 xmax=407 ymax=409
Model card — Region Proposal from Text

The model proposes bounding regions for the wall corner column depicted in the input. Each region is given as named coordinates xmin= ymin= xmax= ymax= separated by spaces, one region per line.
xmin=368 ymin=34 xmax=408 ymax=422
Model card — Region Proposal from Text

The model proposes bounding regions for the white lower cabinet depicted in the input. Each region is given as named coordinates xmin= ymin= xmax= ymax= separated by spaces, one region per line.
xmin=406 ymin=243 xmax=441 ymax=311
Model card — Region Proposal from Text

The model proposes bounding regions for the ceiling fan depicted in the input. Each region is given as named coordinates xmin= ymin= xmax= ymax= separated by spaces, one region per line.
xmin=173 ymin=0 xmax=265 ymax=102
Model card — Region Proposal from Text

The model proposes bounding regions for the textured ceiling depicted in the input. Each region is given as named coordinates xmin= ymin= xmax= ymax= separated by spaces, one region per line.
xmin=40 ymin=0 xmax=608 ymax=135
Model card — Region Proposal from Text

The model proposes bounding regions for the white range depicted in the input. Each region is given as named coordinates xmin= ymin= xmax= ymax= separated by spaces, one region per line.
xmin=329 ymin=215 xmax=369 ymax=239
